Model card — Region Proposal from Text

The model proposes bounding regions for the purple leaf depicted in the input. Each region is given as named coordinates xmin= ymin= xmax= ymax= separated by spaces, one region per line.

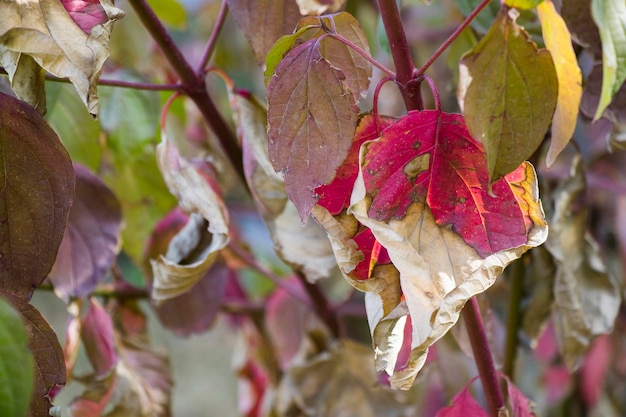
xmin=49 ymin=163 xmax=122 ymax=300
xmin=81 ymin=298 xmax=118 ymax=378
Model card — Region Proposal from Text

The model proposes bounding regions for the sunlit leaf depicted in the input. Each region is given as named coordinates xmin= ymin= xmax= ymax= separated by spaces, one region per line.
xmin=49 ymin=164 xmax=122 ymax=301
xmin=227 ymin=0 xmax=302 ymax=66
xmin=350 ymin=110 xmax=548 ymax=387
xmin=0 ymin=93 xmax=75 ymax=299
xmin=267 ymin=38 xmax=358 ymax=220
xmin=0 ymin=295 xmax=34 ymax=417
xmin=2 ymin=291 xmax=66 ymax=416
xmin=545 ymin=155 xmax=620 ymax=369
xmin=295 ymin=0 xmax=347 ymax=15
xmin=459 ymin=8 xmax=557 ymax=181
xmin=0 ymin=0 xmax=124 ymax=115
xmin=151 ymin=133 xmax=229 ymax=301
xmin=591 ymin=0 xmax=626 ymax=120
xmin=236 ymin=90 xmax=338 ymax=282
xmin=504 ymin=0 xmax=544 ymax=9
xmin=273 ymin=339 xmax=415 ymax=417
xmin=537 ymin=0 xmax=583 ymax=166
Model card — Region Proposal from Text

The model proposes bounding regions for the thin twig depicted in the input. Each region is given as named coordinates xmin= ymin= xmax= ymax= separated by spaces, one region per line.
xmin=197 ymin=0 xmax=229 ymax=75
xmin=462 ymin=297 xmax=506 ymax=417
xmin=326 ymin=33 xmax=395 ymax=78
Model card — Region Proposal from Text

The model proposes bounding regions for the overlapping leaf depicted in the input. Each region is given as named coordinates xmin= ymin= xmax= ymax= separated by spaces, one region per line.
xmin=234 ymin=89 xmax=338 ymax=282
xmin=591 ymin=0 xmax=626 ymax=120
xmin=349 ymin=110 xmax=547 ymax=388
xmin=0 ymin=93 xmax=75 ymax=299
xmin=49 ymin=164 xmax=122 ymax=301
xmin=226 ymin=0 xmax=302 ymax=65
xmin=296 ymin=0 xmax=347 ymax=15
xmin=0 ymin=0 xmax=124 ymax=115
xmin=0 ymin=295 xmax=34 ymax=417
xmin=459 ymin=8 xmax=557 ymax=181
xmin=151 ymin=132 xmax=229 ymax=301
xmin=538 ymin=0 xmax=583 ymax=166
xmin=545 ymin=156 xmax=620 ymax=369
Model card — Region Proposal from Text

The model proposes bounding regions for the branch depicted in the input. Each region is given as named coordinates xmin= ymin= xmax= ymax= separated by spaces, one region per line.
xmin=462 ymin=297 xmax=506 ymax=417
xmin=296 ymin=271 xmax=342 ymax=339
xmin=197 ymin=0 xmax=229 ymax=75
xmin=376 ymin=0 xmax=422 ymax=110
xmin=127 ymin=0 xmax=246 ymax=183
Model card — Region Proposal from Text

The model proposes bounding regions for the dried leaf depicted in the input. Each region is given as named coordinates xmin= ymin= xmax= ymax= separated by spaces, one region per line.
xmin=151 ymin=133 xmax=229 ymax=301
xmin=273 ymin=339 xmax=414 ymax=417
xmin=0 ymin=0 xmax=124 ymax=115
xmin=0 ymin=295 xmax=34 ymax=417
xmin=295 ymin=0 xmax=347 ymax=15
xmin=545 ymin=155 xmax=620 ymax=369
xmin=350 ymin=110 xmax=547 ymax=388
xmin=227 ymin=0 xmax=302 ymax=66
xmin=267 ymin=38 xmax=358 ymax=220
xmin=459 ymin=8 xmax=557 ymax=181
xmin=2 ymin=291 xmax=66 ymax=416
xmin=537 ymin=0 xmax=583 ymax=166
xmin=235 ymin=90 xmax=337 ymax=282
xmin=590 ymin=0 xmax=626 ymax=120
xmin=0 ymin=93 xmax=75 ymax=299
xmin=49 ymin=164 xmax=122 ymax=301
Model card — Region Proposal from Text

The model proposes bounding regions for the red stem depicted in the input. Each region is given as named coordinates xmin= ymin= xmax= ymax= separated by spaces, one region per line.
xmin=376 ymin=0 xmax=422 ymax=111
xmin=196 ymin=0 xmax=229 ymax=75
xmin=415 ymin=0 xmax=492 ymax=77
xmin=462 ymin=297 xmax=506 ymax=417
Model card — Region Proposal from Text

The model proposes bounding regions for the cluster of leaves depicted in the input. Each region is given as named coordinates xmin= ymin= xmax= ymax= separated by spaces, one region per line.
xmin=0 ymin=0 xmax=625 ymax=416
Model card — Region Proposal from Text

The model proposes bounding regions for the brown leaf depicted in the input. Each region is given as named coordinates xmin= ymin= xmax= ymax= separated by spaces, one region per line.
xmin=0 ymin=93 xmax=75 ymax=300
xmin=0 ymin=0 xmax=124 ymax=115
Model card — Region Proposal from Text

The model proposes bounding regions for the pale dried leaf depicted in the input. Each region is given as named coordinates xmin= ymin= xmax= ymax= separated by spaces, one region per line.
xmin=0 ymin=0 xmax=124 ymax=115
xmin=296 ymin=0 xmax=347 ymax=15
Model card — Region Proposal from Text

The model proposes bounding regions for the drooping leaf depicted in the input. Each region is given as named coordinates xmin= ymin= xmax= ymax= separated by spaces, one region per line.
xmin=537 ymin=0 xmax=583 ymax=166
xmin=227 ymin=0 xmax=302 ymax=66
xmin=273 ymin=339 xmax=415 ymax=417
xmin=591 ymin=0 xmax=626 ymax=120
xmin=235 ymin=89 xmax=338 ymax=282
xmin=0 ymin=295 xmax=34 ymax=417
xmin=0 ymin=93 xmax=75 ymax=299
xmin=504 ymin=0 xmax=544 ymax=9
xmin=0 ymin=0 xmax=124 ymax=115
xmin=144 ymin=209 xmax=230 ymax=336
xmin=46 ymin=83 xmax=102 ymax=170
xmin=435 ymin=383 xmax=489 ymax=417
xmin=459 ymin=8 xmax=558 ymax=181
xmin=80 ymin=298 xmax=118 ymax=379
xmin=350 ymin=110 xmax=548 ymax=387
xmin=49 ymin=164 xmax=122 ymax=301
xmin=545 ymin=155 xmax=620 ymax=369
xmin=295 ymin=0 xmax=347 ymax=15
xmin=2 ymin=291 xmax=66 ymax=416
xmin=151 ymin=133 xmax=229 ymax=301
xmin=267 ymin=38 xmax=358 ymax=220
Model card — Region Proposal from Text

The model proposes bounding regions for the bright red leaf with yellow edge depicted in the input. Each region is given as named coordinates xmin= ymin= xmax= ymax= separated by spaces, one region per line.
xmin=360 ymin=110 xmax=536 ymax=258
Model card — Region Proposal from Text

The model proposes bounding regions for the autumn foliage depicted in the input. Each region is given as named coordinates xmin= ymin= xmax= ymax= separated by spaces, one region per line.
xmin=0 ymin=0 xmax=625 ymax=416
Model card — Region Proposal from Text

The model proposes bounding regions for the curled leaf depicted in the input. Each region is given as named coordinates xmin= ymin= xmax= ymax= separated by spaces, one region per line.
xmin=0 ymin=0 xmax=124 ymax=115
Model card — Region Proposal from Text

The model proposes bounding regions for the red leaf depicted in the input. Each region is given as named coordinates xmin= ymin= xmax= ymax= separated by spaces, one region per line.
xmin=506 ymin=378 xmax=537 ymax=417
xmin=49 ymin=163 xmax=122 ymax=300
xmin=316 ymin=114 xmax=394 ymax=215
xmin=581 ymin=335 xmax=612 ymax=406
xmin=360 ymin=110 xmax=531 ymax=258
xmin=61 ymin=0 xmax=108 ymax=34
xmin=81 ymin=298 xmax=117 ymax=378
xmin=435 ymin=384 xmax=489 ymax=417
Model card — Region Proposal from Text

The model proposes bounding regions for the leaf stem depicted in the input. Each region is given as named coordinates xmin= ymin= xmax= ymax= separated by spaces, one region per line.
xmin=296 ymin=271 xmax=342 ymax=339
xmin=376 ymin=0 xmax=422 ymax=110
xmin=503 ymin=257 xmax=525 ymax=380
xmin=196 ymin=0 xmax=229 ymax=75
xmin=414 ymin=0 xmax=492 ymax=77
xmin=462 ymin=297 xmax=506 ymax=417
xmin=127 ymin=0 xmax=246 ymax=183
xmin=327 ymin=33 xmax=395 ymax=78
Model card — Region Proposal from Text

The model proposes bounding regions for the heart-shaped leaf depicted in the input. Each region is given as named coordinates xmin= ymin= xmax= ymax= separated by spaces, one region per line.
xmin=0 ymin=93 xmax=75 ymax=299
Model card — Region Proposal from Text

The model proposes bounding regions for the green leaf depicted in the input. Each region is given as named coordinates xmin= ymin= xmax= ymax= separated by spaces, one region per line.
xmin=46 ymin=83 xmax=102 ymax=170
xmin=148 ymin=0 xmax=186 ymax=28
xmin=0 ymin=296 xmax=34 ymax=417
xmin=454 ymin=0 xmax=501 ymax=34
xmin=99 ymin=71 xmax=161 ymax=162
xmin=0 ymin=93 xmax=75 ymax=299
xmin=591 ymin=0 xmax=626 ymax=120
xmin=459 ymin=8 xmax=558 ymax=181
xmin=265 ymin=25 xmax=322 ymax=84
xmin=504 ymin=0 xmax=544 ymax=9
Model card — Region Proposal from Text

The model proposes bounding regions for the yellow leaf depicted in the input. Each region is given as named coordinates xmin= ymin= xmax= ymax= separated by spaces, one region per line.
xmin=538 ymin=0 xmax=583 ymax=166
